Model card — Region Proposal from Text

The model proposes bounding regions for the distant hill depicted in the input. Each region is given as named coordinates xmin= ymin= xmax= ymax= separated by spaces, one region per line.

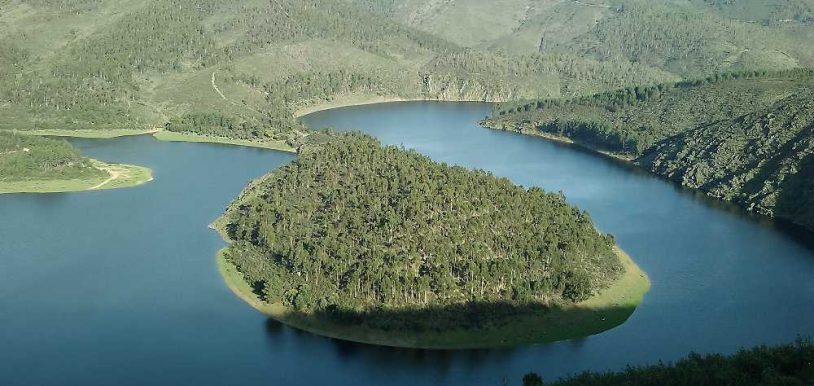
xmin=352 ymin=0 xmax=814 ymax=77
xmin=0 ymin=0 xmax=675 ymax=142
xmin=484 ymin=70 xmax=814 ymax=230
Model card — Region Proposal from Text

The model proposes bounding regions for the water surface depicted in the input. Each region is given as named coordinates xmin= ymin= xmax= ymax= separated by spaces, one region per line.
xmin=1 ymin=102 xmax=813 ymax=385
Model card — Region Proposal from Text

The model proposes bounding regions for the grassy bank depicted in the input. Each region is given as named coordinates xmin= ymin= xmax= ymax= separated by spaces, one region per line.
xmin=217 ymin=246 xmax=649 ymax=349
xmin=483 ymin=123 xmax=636 ymax=163
xmin=0 ymin=160 xmax=153 ymax=194
xmin=294 ymin=94 xmax=491 ymax=118
xmin=7 ymin=128 xmax=160 ymax=139
xmin=153 ymin=131 xmax=296 ymax=152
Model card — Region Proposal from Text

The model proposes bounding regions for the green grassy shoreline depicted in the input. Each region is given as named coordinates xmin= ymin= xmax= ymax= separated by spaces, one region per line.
xmin=0 ymin=160 xmax=153 ymax=194
xmin=293 ymin=95 xmax=491 ymax=118
xmin=5 ymin=128 xmax=161 ymax=139
xmin=152 ymin=131 xmax=296 ymax=152
xmin=216 ymin=245 xmax=650 ymax=349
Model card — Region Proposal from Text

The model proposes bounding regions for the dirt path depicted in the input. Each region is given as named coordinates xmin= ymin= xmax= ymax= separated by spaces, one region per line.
xmin=89 ymin=162 xmax=127 ymax=190
xmin=0 ymin=148 xmax=29 ymax=156
xmin=212 ymin=71 xmax=227 ymax=100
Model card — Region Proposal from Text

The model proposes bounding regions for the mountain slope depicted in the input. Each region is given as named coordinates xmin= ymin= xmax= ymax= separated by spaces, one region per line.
xmin=0 ymin=0 xmax=674 ymax=142
xmin=354 ymin=0 xmax=814 ymax=77
xmin=639 ymin=90 xmax=814 ymax=229
xmin=484 ymin=71 xmax=814 ymax=230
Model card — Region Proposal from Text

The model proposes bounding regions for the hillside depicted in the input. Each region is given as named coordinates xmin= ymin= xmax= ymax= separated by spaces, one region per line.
xmin=640 ymin=90 xmax=814 ymax=230
xmin=0 ymin=0 xmax=675 ymax=144
xmin=215 ymin=132 xmax=649 ymax=347
xmin=486 ymin=69 xmax=814 ymax=155
xmin=483 ymin=71 xmax=814 ymax=230
xmin=352 ymin=0 xmax=814 ymax=77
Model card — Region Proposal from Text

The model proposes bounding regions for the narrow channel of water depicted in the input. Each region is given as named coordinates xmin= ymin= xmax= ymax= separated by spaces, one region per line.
xmin=1 ymin=102 xmax=812 ymax=386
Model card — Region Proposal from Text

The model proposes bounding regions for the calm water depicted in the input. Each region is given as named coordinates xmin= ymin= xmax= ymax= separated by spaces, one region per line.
xmin=2 ymin=102 xmax=813 ymax=386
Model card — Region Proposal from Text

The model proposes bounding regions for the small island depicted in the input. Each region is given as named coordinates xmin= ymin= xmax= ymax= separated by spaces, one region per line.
xmin=215 ymin=133 xmax=649 ymax=348
xmin=0 ymin=132 xmax=152 ymax=194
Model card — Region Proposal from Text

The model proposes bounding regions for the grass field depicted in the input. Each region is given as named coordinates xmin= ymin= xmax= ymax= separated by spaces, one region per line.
xmin=217 ymin=246 xmax=649 ymax=349
xmin=0 ymin=160 xmax=153 ymax=194
xmin=152 ymin=131 xmax=296 ymax=152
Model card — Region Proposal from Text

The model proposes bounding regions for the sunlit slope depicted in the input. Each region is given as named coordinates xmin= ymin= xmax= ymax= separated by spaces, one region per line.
xmin=353 ymin=0 xmax=814 ymax=77
xmin=0 ymin=0 xmax=675 ymax=142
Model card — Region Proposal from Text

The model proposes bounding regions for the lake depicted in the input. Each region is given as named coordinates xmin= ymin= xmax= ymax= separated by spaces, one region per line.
xmin=1 ymin=101 xmax=813 ymax=385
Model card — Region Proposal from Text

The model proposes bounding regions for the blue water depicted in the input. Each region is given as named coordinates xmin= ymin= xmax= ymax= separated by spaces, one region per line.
xmin=1 ymin=101 xmax=812 ymax=385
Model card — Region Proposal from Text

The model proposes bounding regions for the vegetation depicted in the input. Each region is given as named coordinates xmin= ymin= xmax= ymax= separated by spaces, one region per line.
xmin=0 ymin=132 xmax=152 ymax=193
xmin=14 ymin=0 xmax=814 ymax=143
xmin=640 ymin=89 xmax=814 ymax=231
xmin=355 ymin=0 xmax=814 ymax=75
xmin=524 ymin=338 xmax=814 ymax=386
xmin=0 ymin=132 xmax=104 ymax=181
xmin=487 ymin=69 xmax=814 ymax=155
xmin=484 ymin=70 xmax=814 ymax=230
xmin=215 ymin=132 xmax=648 ymax=346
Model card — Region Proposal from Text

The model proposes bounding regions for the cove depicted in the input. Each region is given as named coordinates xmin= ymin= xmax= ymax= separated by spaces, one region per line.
xmin=0 ymin=102 xmax=812 ymax=386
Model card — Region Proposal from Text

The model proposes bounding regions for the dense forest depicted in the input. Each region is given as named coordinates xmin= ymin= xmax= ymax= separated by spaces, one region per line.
xmin=487 ymin=69 xmax=814 ymax=155
xmin=523 ymin=338 xmax=814 ymax=386
xmin=0 ymin=132 xmax=104 ymax=182
xmin=218 ymin=133 xmax=623 ymax=331
xmin=484 ymin=70 xmax=814 ymax=230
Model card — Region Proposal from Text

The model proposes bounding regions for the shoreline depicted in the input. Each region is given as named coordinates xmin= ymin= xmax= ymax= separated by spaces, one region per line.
xmin=481 ymin=122 xmax=635 ymax=163
xmin=152 ymin=131 xmax=296 ymax=152
xmin=216 ymin=244 xmax=650 ymax=349
xmin=294 ymin=95 xmax=493 ymax=118
xmin=0 ymin=159 xmax=153 ymax=194
xmin=8 ymin=128 xmax=161 ymax=139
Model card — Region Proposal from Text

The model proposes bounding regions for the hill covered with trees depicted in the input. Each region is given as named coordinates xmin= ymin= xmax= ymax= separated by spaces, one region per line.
xmin=483 ymin=70 xmax=814 ymax=230
xmin=523 ymin=338 xmax=814 ymax=386
xmin=6 ymin=0 xmax=812 ymax=145
xmin=352 ymin=0 xmax=814 ymax=76
xmin=215 ymin=132 xmax=648 ymax=347
xmin=0 ymin=0 xmax=676 ymax=144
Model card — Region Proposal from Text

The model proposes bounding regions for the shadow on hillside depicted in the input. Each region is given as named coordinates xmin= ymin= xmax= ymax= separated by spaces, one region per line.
xmin=775 ymin=153 xmax=814 ymax=235
xmin=261 ymin=300 xmax=640 ymax=352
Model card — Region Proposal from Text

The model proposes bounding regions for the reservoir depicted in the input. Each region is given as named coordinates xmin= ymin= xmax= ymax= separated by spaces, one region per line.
xmin=1 ymin=102 xmax=813 ymax=385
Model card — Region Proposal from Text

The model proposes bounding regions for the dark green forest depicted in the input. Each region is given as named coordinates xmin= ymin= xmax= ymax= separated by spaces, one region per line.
xmin=525 ymin=339 xmax=814 ymax=386
xmin=485 ymin=70 xmax=814 ymax=230
xmin=0 ymin=132 xmax=104 ymax=181
xmin=218 ymin=133 xmax=622 ymax=331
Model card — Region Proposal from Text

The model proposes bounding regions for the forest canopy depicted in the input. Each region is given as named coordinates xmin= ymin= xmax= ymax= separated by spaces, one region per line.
xmin=533 ymin=338 xmax=814 ymax=386
xmin=0 ymin=132 xmax=104 ymax=182
xmin=217 ymin=133 xmax=623 ymax=332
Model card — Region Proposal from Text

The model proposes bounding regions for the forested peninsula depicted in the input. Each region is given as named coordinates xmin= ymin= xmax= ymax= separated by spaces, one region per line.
xmin=484 ymin=70 xmax=814 ymax=231
xmin=214 ymin=133 xmax=649 ymax=348
xmin=0 ymin=132 xmax=152 ymax=194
